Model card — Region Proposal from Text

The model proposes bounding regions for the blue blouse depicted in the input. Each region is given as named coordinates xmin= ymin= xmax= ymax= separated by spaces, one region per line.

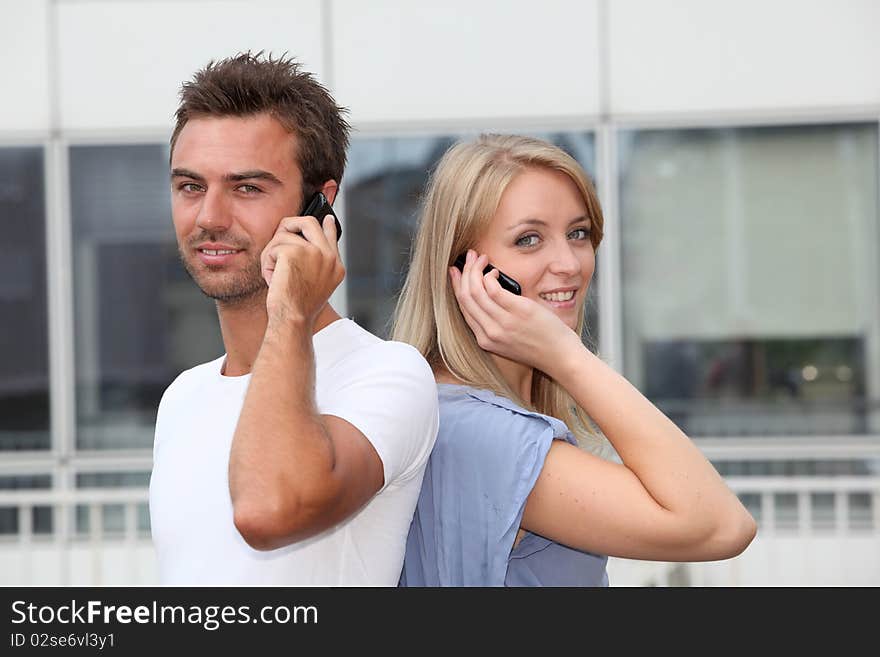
xmin=400 ymin=383 xmax=609 ymax=587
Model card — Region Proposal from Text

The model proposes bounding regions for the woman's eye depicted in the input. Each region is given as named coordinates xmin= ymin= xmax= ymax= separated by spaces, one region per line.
xmin=515 ymin=234 xmax=540 ymax=248
xmin=568 ymin=227 xmax=591 ymax=240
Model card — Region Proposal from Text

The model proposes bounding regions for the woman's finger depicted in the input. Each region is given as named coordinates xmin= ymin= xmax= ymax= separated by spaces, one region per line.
xmin=454 ymin=253 xmax=504 ymax=347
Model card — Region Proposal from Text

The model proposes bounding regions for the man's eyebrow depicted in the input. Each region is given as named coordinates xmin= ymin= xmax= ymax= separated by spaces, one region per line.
xmin=171 ymin=168 xmax=205 ymax=181
xmin=225 ymin=170 xmax=283 ymax=185
xmin=506 ymin=215 xmax=590 ymax=231
xmin=169 ymin=169 xmax=283 ymax=185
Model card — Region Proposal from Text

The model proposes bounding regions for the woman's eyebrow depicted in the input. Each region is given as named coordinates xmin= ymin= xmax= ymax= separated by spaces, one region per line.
xmin=506 ymin=215 xmax=590 ymax=231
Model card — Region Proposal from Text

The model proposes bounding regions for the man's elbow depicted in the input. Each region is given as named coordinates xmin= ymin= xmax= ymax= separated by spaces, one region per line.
xmin=232 ymin=497 xmax=305 ymax=551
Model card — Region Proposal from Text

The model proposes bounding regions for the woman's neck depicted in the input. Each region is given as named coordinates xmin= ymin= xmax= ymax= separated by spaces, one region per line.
xmin=490 ymin=353 xmax=533 ymax=405
xmin=434 ymin=355 xmax=533 ymax=405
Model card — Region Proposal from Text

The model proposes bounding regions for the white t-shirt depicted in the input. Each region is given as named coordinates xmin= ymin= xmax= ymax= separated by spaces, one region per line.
xmin=148 ymin=318 xmax=439 ymax=586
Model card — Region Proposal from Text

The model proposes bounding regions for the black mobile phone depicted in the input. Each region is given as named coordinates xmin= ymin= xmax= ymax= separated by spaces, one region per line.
xmin=301 ymin=191 xmax=342 ymax=242
xmin=453 ymin=254 xmax=522 ymax=296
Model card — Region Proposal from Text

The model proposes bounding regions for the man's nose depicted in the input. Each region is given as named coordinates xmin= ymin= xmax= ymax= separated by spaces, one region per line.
xmin=195 ymin=189 xmax=233 ymax=233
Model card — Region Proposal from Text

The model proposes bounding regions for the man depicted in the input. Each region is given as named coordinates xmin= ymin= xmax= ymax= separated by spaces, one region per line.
xmin=148 ymin=52 xmax=439 ymax=585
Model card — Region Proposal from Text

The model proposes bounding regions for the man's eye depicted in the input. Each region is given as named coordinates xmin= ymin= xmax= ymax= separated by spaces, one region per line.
xmin=180 ymin=183 xmax=202 ymax=193
xmin=568 ymin=227 xmax=591 ymax=240
xmin=515 ymin=234 xmax=540 ymax=248
xmin=238 ymin=184 xmax=262 ymax=194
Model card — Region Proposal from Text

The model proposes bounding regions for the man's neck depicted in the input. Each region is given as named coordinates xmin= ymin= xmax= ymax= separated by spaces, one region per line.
xmin=216 ymin=292 xmax=342 ymax=377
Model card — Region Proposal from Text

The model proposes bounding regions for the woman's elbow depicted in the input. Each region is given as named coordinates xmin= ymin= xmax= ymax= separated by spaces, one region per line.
xmin=732 ymin=509 xmax=758 ymax=555
xmin=705 ymin=508 xmax=758 ymax=560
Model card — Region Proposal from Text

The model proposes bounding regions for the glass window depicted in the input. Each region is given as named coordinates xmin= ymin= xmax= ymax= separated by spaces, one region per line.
xmin=0 ymin=474 xmax=53 ymax=535
xmin=810 ymin=492 xmax=836 ymax=531
xmin=774 ymin=492 xmax=799 ymax=530
xmin=715 ymin=459 xmax=877 ymax=477
xmin=75 ymin=471 xmax=151 ymax=488
xmin=343 ymin=132 xmax=597 ymax=340
xmin=32 ymin=505 xmax=53 ymax=535
xmin=847 ymin=492 xmax=874 ymax=530
xmin=619 ymin=124 xmax=880 ymax=437
xmin=0 ymin=147 xmax=49 ymax=451
xmin=75 ymin=471 xmax=151 ymax=536
xmin=69 ymin=145 xmax=224 ymax=450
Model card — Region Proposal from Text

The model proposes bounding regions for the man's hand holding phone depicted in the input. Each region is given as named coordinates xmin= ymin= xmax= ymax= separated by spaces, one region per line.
xmin=261 ymin=209 xmax=344 ymax=329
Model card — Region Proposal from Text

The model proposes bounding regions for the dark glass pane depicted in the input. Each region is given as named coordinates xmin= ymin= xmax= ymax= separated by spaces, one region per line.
xmin=774 ymin=492 xmax=799 ymax=530
xmin=642 ymin=337 xmax=867 ymax=436
xmin=137 ymin=502 xmax=150 ymax=533
xmin=0 ymin=474 xmax=52 ymax=489
xmin=102 ymin=503 xmax=125 ymax=534
xmin=32 ymin=505 xmax=53 ymax=534
xmin=76 ymin=471 xmax=150 ymax=488
xmin=810 ymin=492 xmax=836 ymax=530
xmin=74 ymin=505 xmax=89 ymax=535
xmin=0 ymin=507 xmax=18 ymax=534
xmin=345 ymin=136 xmax=458 ymax=338
xmin=69 ymin=144 xmax=224 ymax=450
xmin=0 ymin=147 xmax=49 ymax=450
xmin=848 ymin=492 xmax=873 ymax=530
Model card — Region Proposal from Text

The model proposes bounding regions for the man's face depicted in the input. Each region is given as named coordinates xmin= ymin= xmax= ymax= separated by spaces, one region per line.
xmin=170 ymin=114 xmax=303 ymax=303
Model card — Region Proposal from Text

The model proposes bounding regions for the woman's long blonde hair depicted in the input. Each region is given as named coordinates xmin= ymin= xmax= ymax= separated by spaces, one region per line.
xmin=391 ymin=134 xmax=606 ymax=446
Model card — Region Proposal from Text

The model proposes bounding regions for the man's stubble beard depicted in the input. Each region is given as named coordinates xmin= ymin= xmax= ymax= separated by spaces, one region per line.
xmin=178 ymin=245 xmax=267 ymax=306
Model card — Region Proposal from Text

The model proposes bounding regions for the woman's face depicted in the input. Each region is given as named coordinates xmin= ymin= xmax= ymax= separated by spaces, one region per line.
xmin=473 ymin=167 xmax=595 ymax=330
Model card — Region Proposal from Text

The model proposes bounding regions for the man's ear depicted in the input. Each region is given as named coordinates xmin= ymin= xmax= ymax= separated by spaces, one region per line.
xmin=320 ymin=180 xmax=339 ymax=205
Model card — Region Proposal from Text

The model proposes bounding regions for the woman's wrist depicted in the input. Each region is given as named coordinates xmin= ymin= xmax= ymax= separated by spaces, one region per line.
xmin=542 ymin=330 xmax=590 ymax=385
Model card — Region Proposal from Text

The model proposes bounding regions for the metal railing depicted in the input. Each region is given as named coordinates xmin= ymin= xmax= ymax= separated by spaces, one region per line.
xmin=1 ymin=477 xmax=878 ymax=586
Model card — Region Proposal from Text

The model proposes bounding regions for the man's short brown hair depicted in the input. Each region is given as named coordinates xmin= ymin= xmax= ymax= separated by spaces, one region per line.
xmin=170 ymin=51 xmax=351 ymax=197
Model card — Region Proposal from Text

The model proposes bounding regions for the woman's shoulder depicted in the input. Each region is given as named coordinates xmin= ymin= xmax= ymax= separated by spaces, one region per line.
xmin=436 ymin=383 xmax=574 ymax=445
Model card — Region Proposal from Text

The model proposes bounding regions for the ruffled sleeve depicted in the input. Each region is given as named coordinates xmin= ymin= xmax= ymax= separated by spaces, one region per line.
xmin=401 ymin=385 xmax=576 ymax=586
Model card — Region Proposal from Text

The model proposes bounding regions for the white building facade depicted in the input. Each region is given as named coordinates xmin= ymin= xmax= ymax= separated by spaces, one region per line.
xmin=1 ymin=0 xmax=878 ymax=586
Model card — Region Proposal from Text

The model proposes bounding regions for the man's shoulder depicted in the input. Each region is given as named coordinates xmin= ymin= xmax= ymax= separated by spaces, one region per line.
xmin=161 ymin=355 xmax=226 ymax=398
xmin=322 ymin=320 xmax=434 ymax=380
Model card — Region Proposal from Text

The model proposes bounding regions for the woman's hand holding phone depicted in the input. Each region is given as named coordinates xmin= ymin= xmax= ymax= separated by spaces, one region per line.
xmin=449 ymin=250 xmax=583 ymax=377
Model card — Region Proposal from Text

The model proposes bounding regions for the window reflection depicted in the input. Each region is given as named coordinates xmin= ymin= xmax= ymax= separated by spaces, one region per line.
xmin=344 ymin=132 xmax=597 ymax=340
xmin=69 ymin=145 xmax=223 ymax=450
xmin=619 ymin=124 xmax=880 ymax=437
xmin=0 ymin=147 xmax=49 ymax=451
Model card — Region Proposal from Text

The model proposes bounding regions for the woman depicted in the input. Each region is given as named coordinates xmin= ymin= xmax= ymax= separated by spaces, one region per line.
xmin=393 ymin=134 xmax=756 ymax=586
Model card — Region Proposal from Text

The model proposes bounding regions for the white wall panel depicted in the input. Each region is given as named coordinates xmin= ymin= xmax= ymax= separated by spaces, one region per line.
xmin=57 ymin=0 xmax=325 ymax=132
xmin=609 ymin=0 xmax=880 ymax=115
xmin=332 ymin=0 xmax=601 ymax=124
xmin=0 ymin=0 xmax=51 ymax=133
